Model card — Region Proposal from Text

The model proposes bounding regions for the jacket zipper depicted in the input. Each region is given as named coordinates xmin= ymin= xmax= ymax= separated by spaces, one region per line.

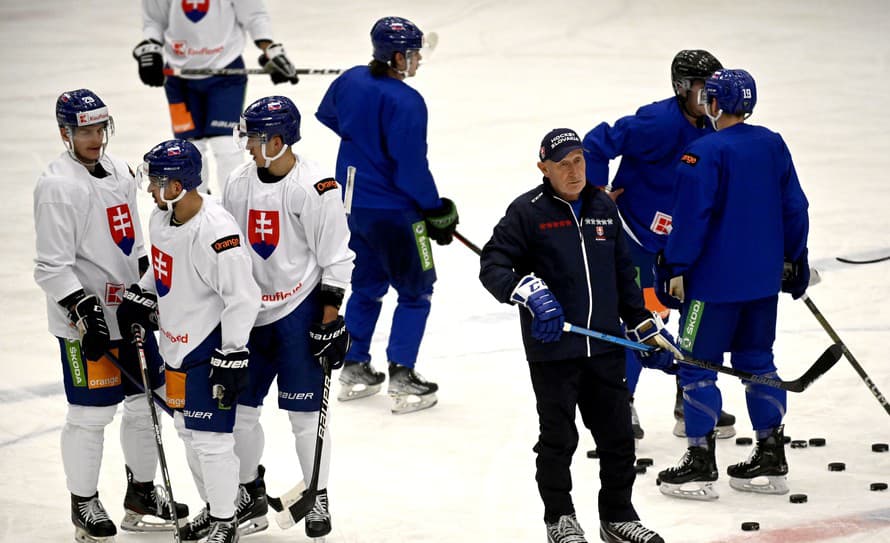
xmin=554 ymin=195 xmax=594 ymax=357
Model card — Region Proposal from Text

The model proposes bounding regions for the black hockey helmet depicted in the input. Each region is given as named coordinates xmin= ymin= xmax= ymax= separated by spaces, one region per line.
xmin=671 ymin=50 xmax=723 ymax=98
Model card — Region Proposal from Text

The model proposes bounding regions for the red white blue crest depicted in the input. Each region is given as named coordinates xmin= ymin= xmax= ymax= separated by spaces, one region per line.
xmin=152 ymin=246 xmax=174 ymax=297
xmin=106 ymin=204 xmax=135 ymax=255
xmin=247 ymin=209 xmax=279 ymax=260
xmin=182 ymin=0 xmax=210 ymax=23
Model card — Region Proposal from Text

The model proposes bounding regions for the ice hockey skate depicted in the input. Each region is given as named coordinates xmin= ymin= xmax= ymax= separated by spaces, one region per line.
xmin=629 ymin=398 xmax=644 ymax=440
xmin=545 ymin=513 xmax=587 ymax=543
xmin=304 ymin=488 xmax=332 ymax=540
xmin=387 ymin=362 xmax=438 ymax=414
xmin=203 ymin=516 xmax=239 ymax=543
xmin=337 ymin=361 xmax=385 ymax=401
xmin=673 ymin=387 xmax=736 ymax=438
xmin=600 ymin=520 xmax=665 ymax=543
xmin=72 ymin=493 xmax=116 ymax=543
xmin=727 ymin=425 xmax=789 ymax=494
xmin=234 ymin=467 xmax=269 ymax=536
xmin=120 ymin=466 xmax=189 ymax=532
xmin=179 ymin=505 xmax=211 ymax=542
xmin=656 ymin=432 xmax=719 ymax=500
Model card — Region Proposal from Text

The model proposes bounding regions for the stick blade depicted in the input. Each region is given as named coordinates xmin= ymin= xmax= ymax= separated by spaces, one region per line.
xmin=790 ymin=343 xmax=844 ymax=392
xmin=275 ymin=490 xmax=315 ymax=530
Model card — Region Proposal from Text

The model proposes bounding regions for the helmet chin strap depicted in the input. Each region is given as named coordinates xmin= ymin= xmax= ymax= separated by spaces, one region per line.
xmin=161 ymin=184 xmax=187 ymax=205
xmin=260 ymin=142 xmax=289 ymax=168
xmin=706 ymin=108 xmax=724 ymax=131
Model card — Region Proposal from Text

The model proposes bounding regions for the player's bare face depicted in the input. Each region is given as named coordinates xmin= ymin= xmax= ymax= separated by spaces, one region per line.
xmin=540 ymin=149 xmax=587 ymax=201
xmin=69 ymin=124 xmax=106 ymax=163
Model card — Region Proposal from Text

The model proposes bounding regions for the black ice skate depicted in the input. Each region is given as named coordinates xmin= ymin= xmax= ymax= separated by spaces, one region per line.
xmin=546 ymin=513 xmax=587 ymax=543
xmin=235 ymin=467 xmax=269 ymax=535
xmin=179 ymin=505 xmax=211 ymax=542
xmin=673 ymin=386 xmax=736 ymax=439
xmin=727 ymin=424 xmax=789 ymax=495
xmin=656 ymin=431 xmax=719 ymax=501
xmin=71 ymin=493 xmax=117 ymax=543
xmin=203 ymin=516 xmax=239 ymax=543
xmin=305 ymin=488 xmax=332 ymax=540
xmin=600 ymin=520 xmax=665 ymax=543
xmin=121 ymin=465 xmax=189 ymax=532
xmin=337 ymin=361 xmax=385 ymax=401
xmin=629 ymin=398 xmax=644 ymax=440
xmin=387 ymin=362 xmax=438 ymax=414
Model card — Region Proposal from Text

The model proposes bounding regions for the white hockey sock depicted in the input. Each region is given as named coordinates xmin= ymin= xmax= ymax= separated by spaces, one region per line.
xmin=233 ymin=405 xmax=264 ymax=484
xmin=120 ymin=394 xmax=159 ymax=482
xmin=175 ymin=412 xmax=207 ymax=503
xmin=289 ymin=410 xmax=331 ymax=489
xmin=208 ymin=135 xmax=244 ymax=195
xmin=176 ymin=413 xmax=239 ymax=518
xmin=62 ymin=404 xmax=116 ymax=497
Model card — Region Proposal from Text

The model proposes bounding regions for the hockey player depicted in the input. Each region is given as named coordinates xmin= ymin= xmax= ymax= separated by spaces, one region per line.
xmin=34 ymin=89 xmax=187 ymax=542
xmin=583 ymin=49 xmax=736 ymax=441
xmin=654 ymin=69 xmax=810 ymax=501
xmin=479 ymin=128 xmax=668 ymax=543
xmin=133 ymin=0 xmax=299 ymax=194
xmin=221 ymin=95 xmax=354 ymax=539
xmin=315 ymin=16 xmax=458 ymax=414
xmin=118 ymin=139 xmax=261 ymax=542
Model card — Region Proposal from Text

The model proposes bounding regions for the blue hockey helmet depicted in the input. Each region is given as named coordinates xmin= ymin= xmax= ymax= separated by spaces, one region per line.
xmin=371 ymin=16 xmax=423 ymax=63
xmin=56 ymin=88 xmax=112 ymax=129
xmin=704 ymin=69 xmax=757 ymax=116
xmin=141 ymin=139 xmax=203 ymax=192
xmin=238 ymin=96 xmax=301 ymax=146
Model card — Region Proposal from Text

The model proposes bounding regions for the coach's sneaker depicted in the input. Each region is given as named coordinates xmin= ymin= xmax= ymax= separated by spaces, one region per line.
xmin=673 ymin=385 xmax=736 ymax=438
xmin=656 ymin=431 xmax=719 ymax=501
xmin=727 ymin=424 xmax=789 ymax=494
xmin=629 ymin=398 xmax=644 ymax=440
xmin=600 ymin=520 xmax=664 ymax=543
xmin=121 ymin=465 xmax=189 ymax=531
xmin=72 ymin=492 xmax=116 ymax=543
xmin=388 ymin=362 xmax=438 ymax=414
xmin=235 ymin=467 xmax=269 ymax=535
xmin=338 ymin=361 xmax=385 ymax=400
xmin=545 ymin=513 xmax=587 ymax=543
xmin=305 ymin=488 xmax=332 ymax=539
xmin=179 ymin=505 xmax=211 ymax=542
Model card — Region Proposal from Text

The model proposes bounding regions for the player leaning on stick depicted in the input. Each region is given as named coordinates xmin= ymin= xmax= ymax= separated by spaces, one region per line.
xmin=479 ymin=128 xmax=671 ymax=543
xmin=33 ymin=89 xmax=187 ymax=543
xmin=654 ymin=69 xmax=810 ymax=501
xmin=117 ymin=139 xmax=261 ymax=543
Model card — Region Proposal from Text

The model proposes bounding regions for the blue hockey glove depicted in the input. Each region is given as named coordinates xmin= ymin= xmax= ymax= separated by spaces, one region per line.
xmin=209 ymin=349 xmax=249 ymax=408
xmin=116 ymin=285 xmax=159 ymax=342
xmin=259 ymin=43 xmax=299 ymax=85
xmin=511 ymin=274 xmax=564 ymax=343
xmin=309 ymin=316 xmax=350 ymax=370
xmin=782 ymin=249 xmax=810 ymax=300
xmin=423 ymin=197 xmax=459 ymax=246
xmin=65 ymin=291 xmax=111 ymax=361
xmin=654 ymin=251 xmax=684 ymax=310
xmin=626 ymin=314 xmax=680 ymax=372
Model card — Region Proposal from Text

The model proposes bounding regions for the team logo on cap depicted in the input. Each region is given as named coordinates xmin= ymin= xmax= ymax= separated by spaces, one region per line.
xmin=152 ymin=246 xmax=174 ymax=297
xmin=391 ymin=22 xmax=405 ymax=31
xmin=248 ymin=209 xmax=280 ymax=260
xmin=267 ymin=101 xmax=282 ymax=111
xmin=182 ymin=0 xmax=210 ymax=23
xmin=106 ymin=204 xmax=135 ymax=256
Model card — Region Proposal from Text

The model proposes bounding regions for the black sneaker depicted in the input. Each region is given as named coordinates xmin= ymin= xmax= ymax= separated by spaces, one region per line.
xmin=121 ymin=465 xmax=189 ymax=531
xmin=656 ymin=431 xmax=719 ymax=500
xmin=600 ymin=520 xmax=664 ymax=543
xmin=546 ymin=513 xmax=587 ymax=543
xmin=71 ymin=492 xmax=117 ymax=541
xmin=305 ymin=488 xmax=332 ymax=538
xmin=388 ymin=362 xmax=438 ymax=414
xmin=629 ymin=398 xmax=644 ymax=440
xmin=727 ymin=424 xmax=789 ymax=494
xmin=235 ymin=466 xmax=269 ymax=535
xmin=338 ymin=361 xmax=386 ymax=400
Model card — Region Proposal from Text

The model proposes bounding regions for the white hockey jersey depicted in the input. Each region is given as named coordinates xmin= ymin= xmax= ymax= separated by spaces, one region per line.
xmin=223 ymin=156 xmax=354 ymax=326
xmin=34 ymin=152 xmax=146 ymax=340
xmin=139 ymin=196 xmax=260 ymax=369
xmin=141 ymin=0 xmax=274 ymax=78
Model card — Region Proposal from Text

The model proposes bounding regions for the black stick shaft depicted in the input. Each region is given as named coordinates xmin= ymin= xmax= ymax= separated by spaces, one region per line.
xmin=454 ymin=230 xmax=482 ymax=256
xmin=105 ymin=349 xmax=173 ymax=417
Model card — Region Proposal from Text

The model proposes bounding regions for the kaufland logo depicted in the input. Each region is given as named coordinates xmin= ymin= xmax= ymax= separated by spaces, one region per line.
xmin=76 ymin=107 xmax=109 ymax=126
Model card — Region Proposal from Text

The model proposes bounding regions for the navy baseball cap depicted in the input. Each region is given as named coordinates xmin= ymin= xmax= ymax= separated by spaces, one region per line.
xmin=539 ymin=128 xmax=583 ymax=162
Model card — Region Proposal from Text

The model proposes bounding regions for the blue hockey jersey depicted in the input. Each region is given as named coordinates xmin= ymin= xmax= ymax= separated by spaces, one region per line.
xmin=315 ymin=65 xmax=441 ymax=212
xmin=583 ymin=98 xmax=713 ymax=252
xmin=665 ymin=123 xmax=809 ymax=303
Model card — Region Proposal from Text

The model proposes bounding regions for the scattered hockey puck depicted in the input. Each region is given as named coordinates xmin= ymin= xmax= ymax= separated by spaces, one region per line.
xmin=872 ymin=443 xmax=889 ymax=453
xmin=782 ymin=435 xmax=792 ymax=444
xmin=741 ymin=522 xmax=760 ymax=532
xmin=634 ymin=464 xmax=647 ymax=475
xmin=789 ymin=494 xmax=808 ymax=503
xmin=735 ymin=437 xmax=753 ymax=446
xmin=870 ymin=482 xmax=888 ymax=491
xmin=636 ymin=458 xmax=654 ymax=467
xmin=828 ymin=462 xmax=846 ymax=472
xmin=586 ymin=449 xmax=599 ymax=459
xmin=808 ymin=437 xmax=826 ymax=447
xmin=790 ymin=440 xmax=808 ymax=449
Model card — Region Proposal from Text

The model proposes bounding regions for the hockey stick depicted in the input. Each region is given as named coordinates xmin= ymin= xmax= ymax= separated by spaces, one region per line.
xmin=836 ymin=255 xmax=890 ymax=265
xmin=563 ymin=323 xmax=843 ymax=393
xmin=162 ymin=67 xmax=342 ymax=77
xmin=454 ymin=230 xmax=483 ymax=256
xmin=801 ymin=294 xmax=890 ymax=415
xmin=344 ymin=166 xmax=356 ymax=216
xmin=275 ymin=356 xmax=332 ymax=529
xmin=132 ymin=325 xmax=181 ymax=540
xmin=105 ymin=349 xmax=174 ymax=417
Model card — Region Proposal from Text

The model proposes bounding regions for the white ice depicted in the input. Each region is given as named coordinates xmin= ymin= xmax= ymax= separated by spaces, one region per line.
xmin=1 ymin=1 xmax=888 ymax=542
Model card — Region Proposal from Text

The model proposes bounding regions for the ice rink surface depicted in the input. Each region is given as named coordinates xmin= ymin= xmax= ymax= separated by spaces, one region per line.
xmin=1 ymin=1 xmax=888 ymax=541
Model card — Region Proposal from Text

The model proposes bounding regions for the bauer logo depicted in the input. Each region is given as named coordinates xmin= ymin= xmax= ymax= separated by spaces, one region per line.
xmin=181 ymin=0 xmax=210 ymax=23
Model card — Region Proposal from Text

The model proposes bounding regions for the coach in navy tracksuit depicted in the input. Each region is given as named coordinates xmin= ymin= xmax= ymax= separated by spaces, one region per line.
xmin=479 ymin=128 xmax=668 ymax=543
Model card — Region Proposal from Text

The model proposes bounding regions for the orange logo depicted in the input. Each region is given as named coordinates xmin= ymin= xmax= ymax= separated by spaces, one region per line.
xmin=680 ymin=153 xmax=699 ymax=165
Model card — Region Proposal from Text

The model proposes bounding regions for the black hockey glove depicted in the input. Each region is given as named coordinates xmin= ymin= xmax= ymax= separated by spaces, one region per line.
xmin=653 ymin=251 xmax=684 ymax=310
xmin=132 ymin=39 xmax=165 ymax=87
xmin=259 ymin=43 xmax=299 ymax=85
xmin=423 ymin=197 xmax=459 ymax=246
xmin=782 ymin=249 xmax=810 ymax=300
xmin=209 ymin=348 xmax=249 ymax=408
xmin=66 ymin=292 xmax=111 ymax=361
xmin=116 ymin=285 xmax=159 ymax=342
xmin=309 ymin=316 xmax=350 ymax=370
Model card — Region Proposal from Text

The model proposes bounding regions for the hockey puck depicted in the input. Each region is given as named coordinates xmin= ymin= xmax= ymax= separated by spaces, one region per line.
xmin=790 ymin=440 xmax=808 ymax=449
xmin=828 ymin=462 xmax=846 ymax=472
xmin=872 ymin=443 xmax=889 ymax=453
xmin=808 ymin=437 xmax=827 ymax=447
xmin=636 ymin=458 xmax=654 ymax=467
xmin=586 ymin=449 xmax=599 ymax=459
xmin=735 ymin=437 xmax=753 ymax=446
xmin=741 ymin=522 xmax=760 ymax=531
xmin=789 ymin=494 xmax=808 ymax=503
xmin=782 ymin=435 xmax=792 ymax=444
xmin=634 ymin=464 xmax=647 ymax=475
xmin=870 ymin=482 xmax=888 ymax=491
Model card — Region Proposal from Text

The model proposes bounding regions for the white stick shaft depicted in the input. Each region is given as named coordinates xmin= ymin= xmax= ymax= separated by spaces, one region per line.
xmin=344 ymin=166 xmax=356 ymax=216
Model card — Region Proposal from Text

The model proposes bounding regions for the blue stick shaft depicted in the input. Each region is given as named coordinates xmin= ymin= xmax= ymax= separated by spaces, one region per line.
xmin=563 ymin=323 xmax=657 ymax=352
